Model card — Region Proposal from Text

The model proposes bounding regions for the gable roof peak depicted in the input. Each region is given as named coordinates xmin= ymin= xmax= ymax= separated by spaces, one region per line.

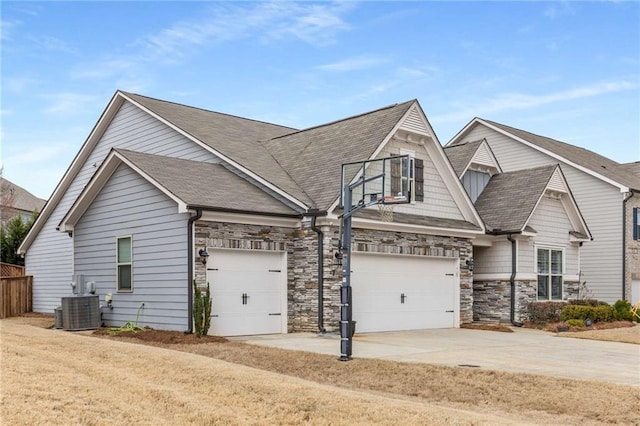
xmin=119 ymin=90 xmax=298 ymax=132
xmin=268 ymin=99 xmax=417 ymax=142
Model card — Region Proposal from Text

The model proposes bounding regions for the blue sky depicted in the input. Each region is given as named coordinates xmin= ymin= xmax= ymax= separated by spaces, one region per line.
xmin=1 ymin=1 xmax=639 ymax=199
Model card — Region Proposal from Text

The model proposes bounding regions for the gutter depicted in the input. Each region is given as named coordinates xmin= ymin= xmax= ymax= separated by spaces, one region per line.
xmin=308 ymin=209 xmax=327 ymax=334
xmin=186 ymin=204 xmax=302 ymax=219
xmin=489 ymin=229 xmax=523 ymax=327
xmin=622 ymin=191 xmax=635 ymax=301
xmin=186 ymin=208 xmax=203 ymax=334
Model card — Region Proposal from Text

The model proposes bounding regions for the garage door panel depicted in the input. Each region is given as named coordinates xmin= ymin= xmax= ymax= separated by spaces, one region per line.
xmin=207 ymin=249 xmax=285 ymax=337
xmin=352 ymin=253 xmax=457 ymax=333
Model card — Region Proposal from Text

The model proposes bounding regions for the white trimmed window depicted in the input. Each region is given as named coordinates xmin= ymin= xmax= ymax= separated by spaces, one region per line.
xmin=537 ymin=247 xmax=563 ymax=300
xmin=117 ymin=236 xmax=132 ymax=292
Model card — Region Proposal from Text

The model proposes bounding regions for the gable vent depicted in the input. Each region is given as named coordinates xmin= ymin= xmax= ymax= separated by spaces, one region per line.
xmin=547 ymin=168 xmax=568 ymax=193
xmin=399 ymin=107 xmax=429 ymax=135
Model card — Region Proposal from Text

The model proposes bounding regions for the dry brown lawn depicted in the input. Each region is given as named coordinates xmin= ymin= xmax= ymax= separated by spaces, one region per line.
xmin=2 ymin=316 xmax=639 ymax=425
xmin=560 ymin=325 xmax=640 ymax=344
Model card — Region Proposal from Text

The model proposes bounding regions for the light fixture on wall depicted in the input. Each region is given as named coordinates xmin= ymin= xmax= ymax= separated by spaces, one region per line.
xmin=198 ymin=248 xmax=209 ymax=265
xmin=466 ymin=258 xmax=474 ymax=271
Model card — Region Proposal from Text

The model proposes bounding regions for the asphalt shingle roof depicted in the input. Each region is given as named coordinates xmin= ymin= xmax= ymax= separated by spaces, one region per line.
xmin=122 ymin=92 xmax=315 ymax=207
xmin=477 ymin=119 xmax=640 ymax=191
xmin=0 ymin=177 xmax=46 ymax=213
xmin=442 ymin=139 xmax=484 ymax=176
xmin=474 ymin=165 xmax=558 ymax=232
xmin=115 ymin=149 xmax=299 ymax=216
xmin=263 ymin=100 xmax=416 ymax=210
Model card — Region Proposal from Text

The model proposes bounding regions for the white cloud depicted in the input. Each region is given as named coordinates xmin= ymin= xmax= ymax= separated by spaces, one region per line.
xmin=316 ymin=55 xmax=388 ymax=72
xmin=544 ymin=1 xmax=576 ymax=19
xmin=42 ymin=93 xmax=101 ymax=115
xmin=0 ymin=19 xmax=21 ymax=41
xmin=30 ymin=35 xmax=76 ymax=54
xmin=433 ymin=80 xmax=638 ymax=123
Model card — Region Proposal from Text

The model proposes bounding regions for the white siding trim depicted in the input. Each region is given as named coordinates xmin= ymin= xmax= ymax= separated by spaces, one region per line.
xmin=18 ymin=94 xmax=126 ymax=254
xmin=59 ymin=150 xmax=188 ymax=231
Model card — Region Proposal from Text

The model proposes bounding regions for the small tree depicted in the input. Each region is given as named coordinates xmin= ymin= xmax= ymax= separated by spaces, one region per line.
xmin=193 ymin=280 xmax=212 ymax=337
xmin=1 ymin=212 xmax=37 ymax=266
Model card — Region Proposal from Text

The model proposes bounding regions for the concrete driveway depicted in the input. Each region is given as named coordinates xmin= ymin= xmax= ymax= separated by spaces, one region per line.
xmin=233 ymin=327 xmax=640 ymax=387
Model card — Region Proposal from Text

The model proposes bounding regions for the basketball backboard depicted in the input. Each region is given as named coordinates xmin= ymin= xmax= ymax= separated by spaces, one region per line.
xmin=340 ymin=155 xmax=412 ymax=209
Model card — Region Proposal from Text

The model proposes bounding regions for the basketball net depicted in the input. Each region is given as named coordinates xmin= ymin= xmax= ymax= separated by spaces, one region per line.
xmin=377 ymin=203 xmax=394 ymax=222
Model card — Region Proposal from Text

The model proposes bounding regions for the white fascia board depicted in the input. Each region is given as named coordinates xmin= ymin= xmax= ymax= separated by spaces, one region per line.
xmin=199 ymin=210 xmax=301 ymax=228
xmin=119 ymin=92 xmax=309 ymax=211
xmin=59 ymin=150 xmax=189 ymax=232
xmin=476 ymin=118 xmax=630 ymax=192
xmin=445 ymin=117 xmax=477 ymax=147
xmin=316 ymin=215 xmax=483 ymax=239
xmin=19 ymin=92 xmax=125 ymax=254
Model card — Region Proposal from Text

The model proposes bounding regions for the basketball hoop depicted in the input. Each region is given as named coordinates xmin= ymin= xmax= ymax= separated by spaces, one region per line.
xmin=377 ymin=203 xmax=395 ymax=222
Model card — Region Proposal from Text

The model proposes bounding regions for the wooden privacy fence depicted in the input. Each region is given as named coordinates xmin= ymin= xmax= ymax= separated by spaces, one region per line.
xmin=0 ymin=276 xmax=32 ymax=318
xmin=1 ymin=262 xmax=25 ymax=277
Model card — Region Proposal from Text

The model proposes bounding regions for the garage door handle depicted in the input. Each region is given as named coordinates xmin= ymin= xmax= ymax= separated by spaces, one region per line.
xmin=207 ymin=268 xmax=219 ymax=271
xmin=445 ymin=310 xmax=454 ymax=313
xmin=268 ymin=313 xmax=281 ymax=316
xmin=269 ymin=269 xmax=281 ymax=272
xmin=212 ymin=314 xmax=219 ymax=317
xmin=400 ymin=293 xmax=406 ymax=304
xmin=445 ymin=273 xmax=454 ymax=276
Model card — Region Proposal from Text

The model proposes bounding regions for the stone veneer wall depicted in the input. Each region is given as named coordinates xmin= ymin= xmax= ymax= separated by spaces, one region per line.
xmin=473 ymin=279 xmax=580 ymax=323
xmin=194 ymin=220 xmax=475 ymax=333
xmin=624 ymin=194 xmax=640 ymax=302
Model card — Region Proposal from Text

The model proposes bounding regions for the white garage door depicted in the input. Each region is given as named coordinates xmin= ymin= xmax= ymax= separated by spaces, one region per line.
xmin=351 ymin=253 xmax=458 ymax=333
xmin=206 ymin=249 xmax=286 ymax=336
xmin=632 ymin=280 xmax=640 ymax=306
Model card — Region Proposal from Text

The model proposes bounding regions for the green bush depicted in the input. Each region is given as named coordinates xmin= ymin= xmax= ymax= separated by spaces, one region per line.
xmin=565 ymin=319 xmax=585 ymax=327
xmin=560 ymin=304 xmax=615 ymax=322
xmin=568 ymin=299 xmax=599 ymax=307
xmin=193 ymin=280 xmax=212 ymax=337
xmin=613 ymin=300 xmax=633 ymax=321
xmin=526 ymin=302 xmax=566 ymax=324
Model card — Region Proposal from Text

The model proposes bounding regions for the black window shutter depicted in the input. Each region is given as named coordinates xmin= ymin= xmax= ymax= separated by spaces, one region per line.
xmin=634 ymin=207 xmax=638 ymax=240
xmin=415 ymin=159 xmax=424 ymax=202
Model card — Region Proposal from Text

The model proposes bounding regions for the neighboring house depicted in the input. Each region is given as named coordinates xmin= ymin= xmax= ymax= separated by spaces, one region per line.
xmin=19 ymin=91 xmax=486 ymax=335
xmin=448 ymin=119 xmax=640 ymax=305
xmin=445 ymin=140 xmax=591 ymax=322
xmin=0 ymin=177 xmax=46 ymax=226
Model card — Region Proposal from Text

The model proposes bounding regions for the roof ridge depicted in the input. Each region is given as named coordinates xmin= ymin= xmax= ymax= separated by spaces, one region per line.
xmin=267 ymin=99 xmax=416 ymax=142
xmin=120 ymin=90 xmax=298 ymax=132
xmin=480 ymin=118 xmax=621 ymax=165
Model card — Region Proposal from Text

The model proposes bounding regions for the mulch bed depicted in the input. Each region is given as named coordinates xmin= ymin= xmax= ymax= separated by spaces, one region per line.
xmin=460 ymin=323 xmax=513 ymax=332
xmin=525 ymin=320 xmax=634 ymax=333
xmin=92 ymin=327 xmax=228 ymax=344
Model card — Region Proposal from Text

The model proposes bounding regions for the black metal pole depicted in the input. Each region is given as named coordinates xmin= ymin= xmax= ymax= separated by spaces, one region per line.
xmin=340 ymin=185 xmax=353 ymax=361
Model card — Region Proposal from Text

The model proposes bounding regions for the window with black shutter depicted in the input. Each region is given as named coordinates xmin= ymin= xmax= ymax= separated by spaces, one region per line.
xmin=415 ymin=158 xmax=424 ymax=202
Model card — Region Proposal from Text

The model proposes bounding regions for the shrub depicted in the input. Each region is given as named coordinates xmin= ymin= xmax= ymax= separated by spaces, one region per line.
xmin=526 ymin=301 xmax=566 ymax=324
xmin=613 ymin=300 xmax=633 ymax=321
xmin=568 ymin=299 xmax=599 ymax=307
xmin=193 ymin=280 xmax=212 ymax=337
xmin=560 ymin=304 xmax=615 ymax=323
xmin=565 ymin=319 xmax=585 ymax=327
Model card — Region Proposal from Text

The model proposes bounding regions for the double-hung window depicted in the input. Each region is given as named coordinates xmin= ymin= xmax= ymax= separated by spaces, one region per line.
xmin=117 ymin=236 xmax=132 ymax=292
xmin=537 ymin=248 xmax=563 ymax=300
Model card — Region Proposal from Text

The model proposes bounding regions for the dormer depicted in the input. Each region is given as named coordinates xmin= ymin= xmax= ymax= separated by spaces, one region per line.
xmin=444 ymin=139 xmax=502 ymax=202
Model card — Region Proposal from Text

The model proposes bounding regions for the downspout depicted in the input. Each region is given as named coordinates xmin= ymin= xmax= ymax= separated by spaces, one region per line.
xmin=506 ymin=234 xmax=523 ymax=327
xmin=186 ymin=208 xmax=203 ymax=334
xmin=310 ymin=211 xmax=326 ymax=334
xmin=623 ymin=191 xmax=635 ymax=301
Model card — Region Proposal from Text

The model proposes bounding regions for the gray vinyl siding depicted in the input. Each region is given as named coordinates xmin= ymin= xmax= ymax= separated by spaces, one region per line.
xmin=74 ymin=164 xmax=189 ymax=331
xmin=466 ymin=124 xmax=624 ymax=302
xmin=26 ymin=100 xmax=217 ymax=313
xmin=462 ymin=170 xmax=491 ymax=202
xmin=379 ymin=138 xmax=464 ymax=220
xmin=523 ymin=196 xmax=580 ymax=277
xmin=473 ymin=241 xmax=512 ymax=275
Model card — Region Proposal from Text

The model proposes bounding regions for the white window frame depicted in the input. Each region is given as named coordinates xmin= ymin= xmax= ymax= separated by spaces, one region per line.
xmin=116 ymin=235 xmax=133 ymax=293
xmin=535 ymin=245 xmax=564 ymax=301
xmin=399 ymin=149 xmax=415 ymax=203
